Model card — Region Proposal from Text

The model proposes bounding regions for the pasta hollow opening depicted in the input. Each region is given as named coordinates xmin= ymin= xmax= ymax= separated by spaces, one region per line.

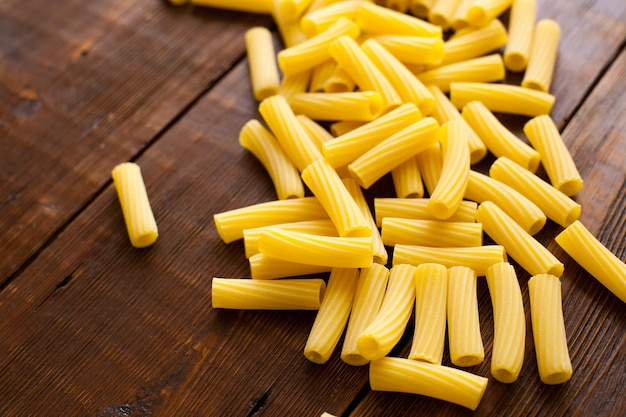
xmin=342 ymin=353 xmax=368 ymax=366
xmin=565 ymin=206 xmax=582 ymax=227
xmin=304 ymin=350 xmax=326 ymax=364
xmin=454 ymin=354 xmax=484 ymax=367
xmin=492 ymin=368 xmax=518 ymax=384
xmin=528 ymin=217 xmax=547 ymax=236
xmin=369 ymin=95 xmax=384 ymax=119
xmin=357 ymin=336 xmax=381 ymax=360
xmin=559 ymin=178 xmax=584 ymax=197
xmin=547 ymin=263 xmax=565 ymax=277
xmin=504 ymin=53 xmax=528 ymax=72
xmin=543 ymin=371 xmax=572 ymax=385
xmin=256 ymin=86 xmax=279 ymax=100
xmin=429 ymin=201 xmax=454 ymax=220
xmin=522 ymin=80 xmax=545 ymax=92
xmin=467 ymin=8 xmax=487 ymax=26
xmin=134 ymin=231 xmax=158 ymax=248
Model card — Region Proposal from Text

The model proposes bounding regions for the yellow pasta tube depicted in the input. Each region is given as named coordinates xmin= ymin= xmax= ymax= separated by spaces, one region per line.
xmin=450 ymin=0 xmax=475 ymax=30
xmin=357 ymin=2 xmax=443 ymax=38
xmin=212 ymin=278 xmax=325 ymax=310
xmin=391 ymin=157 xmax=425 ymax=199
xmin=462 ymin=100 xmax=541 ymax=172
xmin=258 ymin=229 xmax=373 ymax=268
xmin=328 ymin=36 xmax=402 ymax=111
xmin=259 ymin=95 xmax=323 ymax=171
xmin=524 ymin=115 xmax=583 ymax=196
xmin=360 ymin=38 xmax=436 ymax=115
xmin=357 ymin=264 xmax=416 ymax=360
xmin=428 ymin=0 xmax=462 ymax=30
xmin=305 ymin=268 xmax=360 ymax=364
xmin=244 ymin=27 xmax=280 ymax=101
xmin=382 ymin=218 xmax=482 ymax=247
xmin=503 ymin=0 xmax=536 ymax=72
xmin=486 ymin=262 xmax=525 ymax=383
xmin=447 ymin=266 xmax=484 ymax=367
xmin=393 ymin=244 xmax=506 ymax=276
xmin=409 ymin=263 xmax=447 ymax=364
xmin=302 ymin=159 xmax=371 ymax=237
xmin=475 ymin=201 xmax=564 ymax=277
xmin=279 ymin=69 xmax=311 ymax=102
xmin=214 ymin=197 xmax=327 ymax=243
xmin=309 ymin=60 xmax=337 ymax=92
xmin=342 ymin=178 xmax=388 ymax=264
xmin=277 ymin=17 xmax=360 ymax=75
xmin=489 ymin=156 xmax=581 ymax=228
xmin=324 ymin=65 xmax=357 ymax=92
xmin=522 ymin=19 xmax=561 ymax=92
xmin=111 ymin=162 xmax=158 ymax=248
xmin=348 ymin=117 xmax=440 ymax=189
xmin=297 ymin=115 xmax=334 ymax=151
xmin=249 ymin=253 xmax=332 ymax=279
xmin=374 ymin=198 xmax=477 ymax=226
xmin=322 ymin=102 xmax=423 ymax=168
xmin=555 ymin=221 xmax=626 ymax=303
xmin=289 ymin=91 xmax=383 ymax=121
xmin=440 ymin=19 xmax=508 ymax=65
xmin=417 ymin=54 xmax=505 ymax=92
xmin=239 ymin=120 xmax=304 ymax=200
xmin=300 ymin=0 xmax=366 ymax=37
xmin=465 ymin=170 xmax=546 ymax=235
xmin=451 ymin=82 xmax=555 ymax=117
xmin=329 ymin=120 xmax=366 ymax=136
xmin=341 ymin=264 xmax=390 ymax=365
xmin=466 ymin=0 xmax=513 ymax=28
xmin=276 ymin=0 xmax=314 ymax=22
xmin=428 ymin=85 xmax=486 ymax=164
xmin=408 ymin=0 xmax=437 ymax=18
xmin=371 ymin=35 xmax=444 ymax=66
xmin=272 ymin=2 xmax=308 ymax=47
xmin=416 ymin=142 xmax=442 ymax=195
xmin=528 ymin=273 xmax=573 ymax=384
xmin=428 ymin=120 xmax=470 ymax=219
xmin=369 ymin=357 xmax=488 ymax=410
xmin=189 ymin=0 xmax=273 ymax=13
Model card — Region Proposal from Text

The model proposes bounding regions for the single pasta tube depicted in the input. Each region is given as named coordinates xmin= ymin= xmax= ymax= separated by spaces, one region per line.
xmin=300 ymin=0 xmax=366 ymax=37
xmin=357 ymin=2 xmax=443 ymax=38
xmin=211 ymin=277 xmax=325 ymax=310
xmin=244 ymin=27 xmax=280 ymax=101
xmin=305 ymin=268 xmax=360 ymax=364
xmin=297 ymin=115 xmax=334 ymax=151
xmin=524 ymin=115 xmax=583 ymax=196
xmin=341 ymin=264 xmax=390 ymax=365
xmin=451 ymin=82 xmax=555 ymax=117
xmin=302 ymin=159 xmax=371 ymax=237
xmin=214 ymin=197 xmax=328 ymax=243
xmin=111 ymin=162 xmax=158 ymax=248
xmin=360 ymin=38 xmax=436 ymax=115
xmin=489 ymin=156 xmax=581 ymax=228
xmin=409 ymin=263 xmax=447 ymax=364
xmin=381 ymin=218 xmax=482 ymax=247
xmin=239 ymin=120 xmax=304 ymax=200
xmin=369 ymin=357 xmax=488 ymax=410
xmin=322 ymin=102 xmax=423 ymax=168
xmin=417 ymin=54 xmax=505 ymax=92
xmin=328 ymin=35 xmax=402 ymax=111
xmin=258 ymin=229 xmax=373 ymax=268
xmin=374 ymin=198 xmax=477 ymax=226
xmin=528 ymin=273 xmax=573 ymax=384
xmin=503 ymin=0 xmax=536 ymax=72
xmin=329 ymin=120 xmax=366 ymax=137
xmin=522 ymin=19 xmax=561 ymax=92
xmin=249 ymin=253 xmax=332 ymax=279
xmin=277 ymin=17 xmax=360 ymax=75
xmin=464 ymin=170 xmax=546 ymax=235
xmin=259 ymin=95 xmax=323 ymax=172
xmin=323 ymin=65 xmax=357 ymax=92
xmin=391 ymin=157 xmax=425 ymax=199
xmin=440 ymin=19 xmax=508 ymax=65
xmin=393 ymin=244 xmax=507 ymax=276
xmin=428 ymin=85 xmax=486 ymax=164
xmin=486 ymin=262 xmax=525 ymax=383
xmin=309 ymin=60 xmax=338 ymax=92
xmin=371 ymin=35 xmax=444 ymax=66
xmin=189 ymin=0 xmax=273 ymax=13
xmin=416 ymin=142 xmax=442 ymax=195
xmin=289 ymin=91 xmax=383 ymax=121
xmin=428 ymin=120 xmax=470 ymax=219
xmin=408 ymin=0 xmax=437 ymax=18
xmin=555 ymin=221 xmax=626 ymax=303
xmin=475 ymin=201 xmax=564 ymax=277
xmin=447 ymin=266 xmax=484 ymax=367
xmin=462 ymin=100 xmax=541 ymax=172
xmin=278 ymin=69 xmax=311 ymax=102
xmin=348 ymin=117 xmax=440 ymax=189
xmin=356 ymin=264 xmax=416 ymax=360
xmin=466 ymin=0 xmax=513 ymax=28
xmin=428 ymin=0 xmax=462 ymax=30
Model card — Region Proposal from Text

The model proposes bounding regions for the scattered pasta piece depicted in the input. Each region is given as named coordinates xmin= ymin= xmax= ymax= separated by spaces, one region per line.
xmin=522 ymin=19 xmax=561 ymax=92
xmin=244 ymin=27 xmax=280 ymax=100
xmin=503 ymin=0 xmax=536 ymax=72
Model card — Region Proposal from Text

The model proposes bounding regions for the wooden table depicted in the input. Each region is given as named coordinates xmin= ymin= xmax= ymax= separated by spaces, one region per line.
xmin=1 ymin=1 xmax=624 ymax=415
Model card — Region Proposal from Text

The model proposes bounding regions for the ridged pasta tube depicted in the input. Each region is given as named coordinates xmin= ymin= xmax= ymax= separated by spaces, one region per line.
xmin=300 ymin=0 xmax=366 ymax=37
xmin=245 ymin=27 xmax=280 ymax=101
xmin=348 ymin=117 xmax=439 ymax=189
xmin=249 ymin=253 xmax=332 ymax=279
xmin=522 ymin=19 xmax=561 ymax=92
xmin=391 ymin=157 xmax=424 ymax=199
xmin=417 ymin=54 xmax=505 ymax=92
xmin=528 ymin=274 xmax=573 ymax=384
xmin=369 ymin=357 xmax=488 ymax=410
xmin=462 ymin=100 xmax=541 ymax=172
xmin=305 ymin=268 xmax=360 ymax=364
xmin=278 ymin=69 xmax=311 ymax=102
xmin=409 ymin=263 xmax=448 ymax=364
xmin=450 ymin=0 xmax=475 ymax=30
xmin=466 ymin=0 xmax=513 ymax=28
xmin=416 ymin=142 xmax=442 ymax=195
xmin=297 ymin=115 xmax=334 ymax=151
xmin=489 ymin=156 xmax=581 ymax=228
xmin=309 ymin=60 xmax=337 ymax=92
xmin=357 ymin=2 xmax=442 ymax=38
xmin=212 ymin=278 xmax=325 ymax=310
xmin=341 ymin=264 xmax=390 ymax=365
xmin=555 ymin=221 xmax=626 ymax=303
xmin=111 ymin=162 xmax=158 ymax=248
xmin=357 ymin=264 xmax=416 ymax=360
xmin=323 ymin=65 xmax=357 ymax=93
xmin=475 ymin=201 xmax=564 ymax=277
xmin=239 ymin=120 xmax=304 ymax=200
xmin=440 ymin=19 xmax=507 ymax=65
xmin=272 ymin=3 xmax=309 ymax=47
xmin=428 ymin=0 xmax=462 ymax=30
xmin=289 ymin=91 xmax=383 ymax=121
xmin=524 ymin=115 xmax=583 ymax=196
xmin=371 ymin=35 xmax=444 ymax=66
xmin=503 ymin=0 xmax=536 ymax=72
xmin=374 ymin=198 xmax=477 ymax=226
xmin=486 ymin=262 xmax=525 ymax=383
xmin=393 ymin=244 xmax=506 ymax=276
xmin=447 ymin=266 xmax=484 ymax=367
xmin=381 ymin=218 xmax=482 ymax=247
xmin=189 ymin=0 xmax=273 ymax=13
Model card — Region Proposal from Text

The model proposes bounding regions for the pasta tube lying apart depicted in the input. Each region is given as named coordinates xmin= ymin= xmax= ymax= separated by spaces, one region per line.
xmin=244 ymin=27 xmax=280 ymax=101
xmin=522 ymin=19 xmax=561 ymax=93
xmin=503 ymin=0 xmax=536 ymax=72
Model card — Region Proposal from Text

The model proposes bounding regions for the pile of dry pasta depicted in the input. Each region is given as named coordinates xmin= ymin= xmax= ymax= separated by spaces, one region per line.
xmin=161 ymin=0 xmax=626 ymax=413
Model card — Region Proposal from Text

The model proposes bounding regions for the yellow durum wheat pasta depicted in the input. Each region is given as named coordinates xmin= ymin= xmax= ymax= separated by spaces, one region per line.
xmin=374 ymin=198 xmax=477 ymax=226
xmin=249 ymin=253 xmax=332 ymax=280
xmin=309 ymin=60 xmax=337 ymax=93
xmin=522 ymin=19 xmax=561 ymax=92
xmin=329 ymin=120 xmax=366 ymax=137
xmin=357 ymin=2 xmax=443 ymax=38
xmin=289 ymin=91 xmax=383 ymax=121
xmin=381 ymin=218 xmax=482 ymax=247
xmin=416 ymin=142 xmax=442 ymax=195
xmin=275 ymin=0 xmax=314 ymax=22
xmin=272 ymin=2 xmax=308 ymax=47
xmin=391 ymin=157 xmax=424 ymax=199
xmin=297 ymin=115 xmax=335 ymax=151
xmin=300 ymin=0 xmax=366 ymax=37
xmin=245 ymin=27 xmax=280 ymax=101
xmin=440 ymin=19 xmax=508 ymax=65
xmin=504 ymin=0 xmax=536 ymax=72
xmin=466 ymin=0 xmax=513 ymax=28
xmin=450 ymin=0 xmax=475 ymax=30
xmin=371 ymin=35 xmax=444 ymax=66
xmin=428 ymin=0 xmax=462 ymax=30
xmin=324 ymin=65 xmax=357 ymax=93
xmin=278 ymin=69 xmax=311 ymax=102
xmin=417 ymin=54 xmax=505 ymax=92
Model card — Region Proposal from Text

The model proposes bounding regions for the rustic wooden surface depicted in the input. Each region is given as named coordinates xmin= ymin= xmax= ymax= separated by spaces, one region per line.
xmin=0 ymin=0 xmax=624 ymax=416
